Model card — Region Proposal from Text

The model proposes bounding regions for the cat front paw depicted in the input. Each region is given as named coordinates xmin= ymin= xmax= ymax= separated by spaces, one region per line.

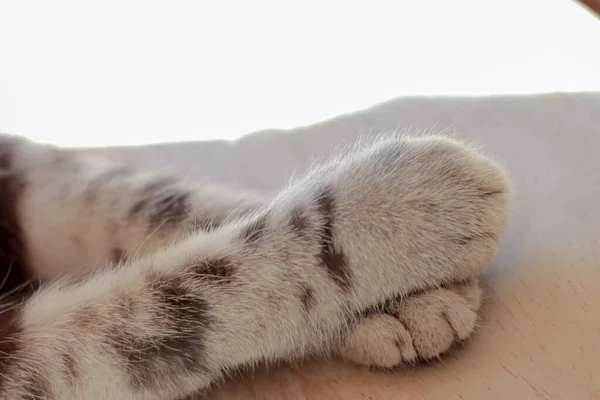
xmin=337 ymin=279 xmax=482 ymax=368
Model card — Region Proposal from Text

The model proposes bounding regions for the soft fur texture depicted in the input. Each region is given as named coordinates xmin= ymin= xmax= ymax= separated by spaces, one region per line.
xmin=0 ymin=133 xmax=509 ymax=399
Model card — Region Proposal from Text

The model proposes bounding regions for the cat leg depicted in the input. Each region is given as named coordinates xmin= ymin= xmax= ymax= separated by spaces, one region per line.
xmin=0 ymin=134 xmax=264 ymax=294
xmin=0 ymin=135 xmax=509 ymax=399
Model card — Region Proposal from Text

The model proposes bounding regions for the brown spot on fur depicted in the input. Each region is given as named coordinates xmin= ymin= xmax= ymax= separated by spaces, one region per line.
xmin=290 ymin=207 xmax=309 ymax=233
xmin=148 ymin=191 xmax=190 ymax=227
xmin=62 ymin=349 xmax=78 ymax=383
xmin=116 ymin=295 xmax=137 ymax=320
xmin=266 ymin=293 xmax=281 ymax=309
xmin=129 ymin=178 xmax=190 ymax=228
xmin=300 ymin=285 xmax=314 ymax=313
xmin=115 ymin=275 xmax=211 ymax=389
xmin=241 ymin=214 xmax=267 ymax=243
xmin=357 ymin=302 xmax=384 ymax=319
xmin=130 ymin=198 xmax=148 ymax=215
xmin=76 ymin=306 xmax=102 ymax=329
xmin=0 ymin=141 xmax=35 ymax=299
xmin=22 ymin=374 xmax=51 ymax=399
xmin=112 ymin=247 xmax=127 ymax=264
xmin=0 ymin=304 xmax=24 ymax=391
xmin=132 ymin=178 xmax=179 ymax=212
xmin=315 ymin=188 xmax=351 ymax=290
xmin=453 ymin=232 xmax=495 ymax=245
xmin=454 ymin=236 xmax=474 ymax=245
xmin=191 ymin=258 xmax=236 ymax=284
xmin=480 ymin=189 xmax=504 ymax=197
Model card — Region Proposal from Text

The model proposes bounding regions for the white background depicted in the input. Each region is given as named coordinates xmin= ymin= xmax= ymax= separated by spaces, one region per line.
xmin=0 ymin=0 xmax=599 ymax=147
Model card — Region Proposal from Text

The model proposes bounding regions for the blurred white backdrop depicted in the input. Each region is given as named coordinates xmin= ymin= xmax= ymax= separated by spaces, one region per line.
xmin=0 ymin=0 xmax=599 ymax=147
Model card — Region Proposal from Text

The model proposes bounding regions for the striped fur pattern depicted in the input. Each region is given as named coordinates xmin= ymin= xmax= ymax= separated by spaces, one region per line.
xmin=0 ymin=133 xmax=509 ymax=399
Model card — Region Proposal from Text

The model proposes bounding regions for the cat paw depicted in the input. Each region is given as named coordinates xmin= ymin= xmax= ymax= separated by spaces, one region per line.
xmin=337 ymin=279 xmax=482 ymax=368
